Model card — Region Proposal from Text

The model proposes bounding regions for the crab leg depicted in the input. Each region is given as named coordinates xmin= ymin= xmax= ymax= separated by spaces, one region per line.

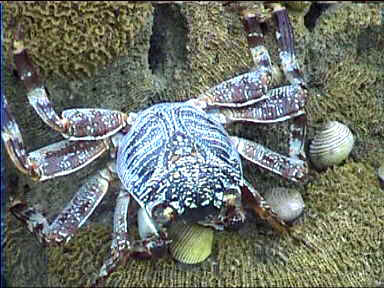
xmin=1 ymin=94 xmax=110 ymax=181
xmin=272 ymin=4 xmax=308 ymax=160
xmin=231 ymin=136 xmax=307 ymax=183
xmin=215 ymin=84 xmax=306 ymax=124
xmin=9 ymin=162 xmax=117 ymax=244
xmin=272 ymin=4 xmax=306 ymax=87
xmin=12 ymin=27 xmax=130 ymax=140
xmin=241 ymin=179 xmax=289 ymax=233
xmin=96 ymin=186 xmax=171 ymax=286
xmin=195 ymin=11 xmax=272 ymax=109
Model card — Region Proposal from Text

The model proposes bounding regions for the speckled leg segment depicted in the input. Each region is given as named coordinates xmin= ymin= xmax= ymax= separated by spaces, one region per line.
xmin=9 ymin=162 xmax=117 ymax=244
xmin=231 ymin=136 xmax=307 ymax=183
xmin=273 ymin=5 xmax=307 ymax=160
xmin=196 ymin=11 xmax=273 ymax=108
xmin=12 ymin=34 xmax=129 ymax=140
xmin=1 ymin=94 xmax=110 ymax=181
xmin=273 ymin=5 xmax=306 ymax=87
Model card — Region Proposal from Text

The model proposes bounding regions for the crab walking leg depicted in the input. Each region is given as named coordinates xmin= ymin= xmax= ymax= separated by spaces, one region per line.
xmin=272 ymin=4 xmax=308 ymax=159
xmin=288 ymin=113 xmax=307 ymax=159
xmin=211 ymin=84 xmax=306 ymax=124
xmin=241 ymin=179 xmax=289 ymax=233
xmin=1 ymin=95 xmax=110 ymax=181
xmin=231 ymin=136 xmax=307 ymax=182
xmin=97 ymin=186 xmax=132 ymax=282
xmin=12 ymin=35 xmax=129 ymax=140
xmin=272 ymin=4 xmax=306 ymax=87
xmin=9 ymin=162 xmax=117 ymax=244
xmin=194 ymin=12 xmax=272 ymax=109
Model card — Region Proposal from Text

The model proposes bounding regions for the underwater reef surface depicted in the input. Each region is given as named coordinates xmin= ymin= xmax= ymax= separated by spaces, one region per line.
xmin=3 ymin=2 xmax=384 ymax=287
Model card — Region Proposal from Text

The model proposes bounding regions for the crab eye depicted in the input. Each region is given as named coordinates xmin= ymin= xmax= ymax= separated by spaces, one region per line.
xmin=151 ymin=203 xmax=176 ymax=228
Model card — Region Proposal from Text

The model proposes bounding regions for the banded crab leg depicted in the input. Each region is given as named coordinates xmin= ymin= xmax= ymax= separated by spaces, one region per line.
xmin=9 ymin=161 xmax=117 ymax=244
xmin=231 ymin=136 xmax=307 ymax=183
xmin=11 ymin=24 xmax=132 ymax=141
xmin=188 ymin=5 xmax=308 ymax=182
xmin=190 ymin=9 xmax=272 ymax=110
xmin=4 ymin=26 xmax=136 ymax=181
xmin=95 ymin=186 xmax=171 ymax=287
xmin=1 ymin=94 xmax=112 ymax=181
xmin=272 ymin=4 xmax=307 ymax=160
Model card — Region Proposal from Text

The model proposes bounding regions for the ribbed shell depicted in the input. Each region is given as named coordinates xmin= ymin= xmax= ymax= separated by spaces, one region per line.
xmin=168 ymin=222 xmax=214 ymax=264
xmin=309 ymin=121 xmax=354 ymax=170
xmin=263 ymin=187 xmax=305 ymax=223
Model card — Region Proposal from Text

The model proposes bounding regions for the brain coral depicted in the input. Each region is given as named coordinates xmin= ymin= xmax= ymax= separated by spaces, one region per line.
xmin=3 ymin=1 xmax=153 ymax=80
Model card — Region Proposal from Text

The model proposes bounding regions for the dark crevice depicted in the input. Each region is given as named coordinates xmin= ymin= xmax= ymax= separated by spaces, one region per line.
xmin=304 ymin=3 xmax=334 ymax=32
xmin=148 ymin=4 xmax=187 ymax=78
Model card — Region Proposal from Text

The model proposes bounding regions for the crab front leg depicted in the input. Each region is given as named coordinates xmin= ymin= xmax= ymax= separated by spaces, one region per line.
xmin=12 ymin=25 xmax=131 ymax=141
xmin=96 ymin=188 xmax=171 ymax=287
xmin=9 ymin=161 xmax=117 ymax=244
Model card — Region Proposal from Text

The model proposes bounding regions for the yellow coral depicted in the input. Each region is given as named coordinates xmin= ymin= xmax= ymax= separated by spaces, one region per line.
xmin=3 ymin=1 xmax=153 ymax=80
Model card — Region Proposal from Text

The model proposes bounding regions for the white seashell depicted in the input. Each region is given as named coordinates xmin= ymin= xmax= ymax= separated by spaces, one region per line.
xmin=263 ymin=187 xmax=305 ymax=223
xmin=168 ymin=222 xmax=214 ymax=264
xmin=137 ymin=207 xmax=159 ymax=239
xmin=309 ymin=121 xmax=355 ymax=170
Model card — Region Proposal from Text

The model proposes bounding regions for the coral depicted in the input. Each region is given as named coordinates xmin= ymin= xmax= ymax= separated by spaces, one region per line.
xmin=47 ymin=224 xmax=112 ymax=287
xmin=3 ymin=1 xmax=153 ymax=80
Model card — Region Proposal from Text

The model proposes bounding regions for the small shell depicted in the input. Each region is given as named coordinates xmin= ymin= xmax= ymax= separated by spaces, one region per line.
xmin=309 ymin=121 xmax=355 ymax=170
xmin=263 ymin=187 xmax=305 ymax=223
xmin=168 ymin=222 xmax=214 ymax=264
xmin=378 ymin=165 xmax=384 ymax=189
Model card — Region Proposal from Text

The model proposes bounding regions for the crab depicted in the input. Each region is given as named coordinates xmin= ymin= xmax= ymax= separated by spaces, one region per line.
xmin=2 ymin=3 xmax=310 ymax=286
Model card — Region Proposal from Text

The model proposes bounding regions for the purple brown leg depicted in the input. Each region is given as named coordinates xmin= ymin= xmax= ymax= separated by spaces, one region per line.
xmin=231 ymin=136 xmax=307 ymax=183
xmin=9 ymin=161 xmax=117 ymax=244
xmin=272 ymin=4 xmax=306 ymax=87
xmin=192 ymin=10 xmax=272 ymax=109
xmin=12 ymin=26 xmax=130 ymax=140
xmin=272 ymin=4 xmax=308 ymax=160
xmin=216 ymin=84 xmax=307 ymax=124
xmin=1 ymin=94 xmax=110 ymax=181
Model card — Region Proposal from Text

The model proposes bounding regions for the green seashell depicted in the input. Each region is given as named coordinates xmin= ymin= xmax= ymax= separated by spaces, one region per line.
xmin=168 ymin=222 xmax=214 ymax=264
xmin=264 ymin=187 xmax=305 ymax=223
xmin=309 ymin=121 xmax=355 ymax=170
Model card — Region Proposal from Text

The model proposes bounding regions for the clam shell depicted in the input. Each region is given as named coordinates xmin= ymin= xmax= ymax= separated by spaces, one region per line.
xmin=264 ymin=187 xmax=305 ymax=223
xmin=168 ymin=222 xmax=214 ymax=264
xmin=309 ymin=121 xmax=355 ymax=170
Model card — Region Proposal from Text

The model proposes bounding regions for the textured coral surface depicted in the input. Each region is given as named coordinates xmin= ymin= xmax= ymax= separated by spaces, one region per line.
xmin=3 ymin=2 xmax=384 ymax=287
